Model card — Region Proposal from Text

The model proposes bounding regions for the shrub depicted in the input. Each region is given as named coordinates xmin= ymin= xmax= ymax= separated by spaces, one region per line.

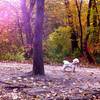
xmin=14 ymin=52 xmax=25 ymax=62
xmin=71 ymin=48 xmax=81 ymax=58
xmin=95 ymin=56 xmax=100 ymax=64
xmin=44 ymin=26 xmax=72 ymax=63
xmin=94 ymin=53 xmax=100 ymax=64
xmin=0 ymin=42 xmax=25 ymax=62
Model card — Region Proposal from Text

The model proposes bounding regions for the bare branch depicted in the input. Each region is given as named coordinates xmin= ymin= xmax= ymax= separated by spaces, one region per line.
xmin=29 ymin=0 xmax=36 ymax=15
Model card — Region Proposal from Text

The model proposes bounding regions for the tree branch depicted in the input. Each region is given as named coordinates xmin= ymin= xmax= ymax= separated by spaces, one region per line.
xmin=29 ymin=0 xmax=36 ymax=15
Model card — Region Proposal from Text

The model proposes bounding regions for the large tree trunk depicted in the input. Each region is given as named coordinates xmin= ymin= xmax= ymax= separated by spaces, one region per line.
xmin=33 ymin=0 xmax=45 ymax=75
xmin=83 ymin=0 xmax=95 ymax=64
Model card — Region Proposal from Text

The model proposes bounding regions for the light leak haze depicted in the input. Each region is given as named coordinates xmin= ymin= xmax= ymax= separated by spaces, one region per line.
xmin=0 ymin=0 xmax=20 ymax=25
xmin=2 ymin=0 xmax=20 ymax=6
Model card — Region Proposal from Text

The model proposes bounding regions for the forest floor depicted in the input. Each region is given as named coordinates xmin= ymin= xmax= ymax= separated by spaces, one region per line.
xmin=0 ymin=62 xmax=100 ymax=100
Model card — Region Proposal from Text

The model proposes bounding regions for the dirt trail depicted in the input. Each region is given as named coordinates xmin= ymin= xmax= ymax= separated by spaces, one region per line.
xmin=0 ymin=62 xmax=100 ymax=88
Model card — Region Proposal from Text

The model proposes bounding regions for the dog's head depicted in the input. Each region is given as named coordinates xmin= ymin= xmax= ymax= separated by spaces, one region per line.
xmin=72 ymin=58 xmax=79 ymax=66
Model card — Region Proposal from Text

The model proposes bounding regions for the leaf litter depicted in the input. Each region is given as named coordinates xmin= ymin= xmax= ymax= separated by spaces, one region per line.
xmin=0 ymin=62 xmax=100 ymax=99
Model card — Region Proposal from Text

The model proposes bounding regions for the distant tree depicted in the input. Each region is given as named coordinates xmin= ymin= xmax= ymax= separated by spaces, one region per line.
xmin=92 ymin=0 xmax=99 ymax=44
xmin=20 ymin=0 xmax=35 ymax=45
xmin=83 ymin=0 xmax=95 ymax=63
xmin=64 ymin=0 xmax=79 ymax=52
xmin=75 ymin=0 xmax=83 ymax=54
xmin=44 ymin=0 xmax=66 ymax=39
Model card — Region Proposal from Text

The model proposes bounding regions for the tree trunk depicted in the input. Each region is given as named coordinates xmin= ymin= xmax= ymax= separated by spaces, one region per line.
xmin=21 ymin=0 xmax=33 ymax=45
xmin=84 ymin=33 xmax=95 ymax=63
xmin=92 ymin=0 xmax=99 ymax=43
xmin=33 ymin=0 xmax=45 ymax=75
xmin=65 ymin=0 xmax=79 ymax=52
xmin=75 ymin=0 xmax=83 ymax=54
xmin=78 ymin=11 xmax=83 ymax=53
xmin=83 ymin=0 xmax=95 ymax=64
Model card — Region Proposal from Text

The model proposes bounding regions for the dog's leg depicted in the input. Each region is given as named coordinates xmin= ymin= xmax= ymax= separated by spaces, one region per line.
xmin=63 ymin=65 xmax=67 ymax=71
xmin=72 ymin=66 xmax=75 ymax=72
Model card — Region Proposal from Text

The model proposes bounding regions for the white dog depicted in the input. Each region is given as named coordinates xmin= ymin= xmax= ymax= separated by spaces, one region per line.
xmin=63 ymin=58 xmax=79 ymax=72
